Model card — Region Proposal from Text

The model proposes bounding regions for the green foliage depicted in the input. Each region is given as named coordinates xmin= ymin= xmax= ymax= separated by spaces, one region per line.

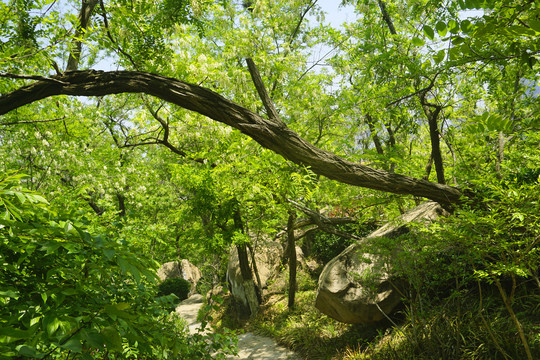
xmin=0 ymin=172 xmax=236 ymax=359
xmin=157 ymin=278 xmax=191 ymax=302
xmin=311 ymin=223 xmax=377 ymax=264
xmin=345 ymin=284 xmax=539 ymax=360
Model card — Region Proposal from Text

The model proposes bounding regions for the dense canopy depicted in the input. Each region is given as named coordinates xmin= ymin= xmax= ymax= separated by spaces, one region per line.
xmin=0 ymin=0 xmax=538 ymax=359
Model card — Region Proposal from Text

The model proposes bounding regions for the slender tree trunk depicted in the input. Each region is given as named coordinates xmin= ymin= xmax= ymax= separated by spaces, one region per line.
xmin=494 ymin=277 xmax=533 ymax=360
xmin=247 ymin=243 xmax=263 ymax=303
xmin=377 ymin=0 xmax=397 ymax=35
xmin=365 ymin=114 xmax=384 ymax=155
xmin=66 ymin=0 xmax=99 ymax=71
xmin=421 ymin=97 xmax=445 ymax=185
xmin=117 ymin=192 xmax=126 ymax=217
xmin=495 ymin=132 xmax=505 ymax=179
xmin=423 ymin=153 xmax=433 ymax=181
xmin=287 ymin=210 xmax=297 ymax=309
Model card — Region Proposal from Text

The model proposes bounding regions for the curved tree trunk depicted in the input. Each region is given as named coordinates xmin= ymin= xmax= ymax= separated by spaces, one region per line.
xmin=0 ymin=70 xmax=463 ymax=205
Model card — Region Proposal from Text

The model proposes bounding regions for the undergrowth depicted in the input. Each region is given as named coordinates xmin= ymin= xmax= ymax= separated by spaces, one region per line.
xmin=242 ymin=280 xmax=539 ymax=360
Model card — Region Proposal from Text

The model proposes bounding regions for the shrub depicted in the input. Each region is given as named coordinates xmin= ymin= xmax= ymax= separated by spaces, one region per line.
xmin=158 ymin=277 xmax=191 ymax=301
xmin=0 ymin=172 xmax=237 ymax=359
xmin=311 ymin=222 xmax=377 ymax=264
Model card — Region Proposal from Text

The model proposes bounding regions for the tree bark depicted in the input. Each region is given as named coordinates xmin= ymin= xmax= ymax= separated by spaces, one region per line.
xmin=287 ymin=210 xmax=297 ymax=309
xmin=0 ymin=70 xmax=463 ymax=205
xmin=66 ymin=0 xmax=99 ymax=71
xmin=236 ymin=244 xmax=259 ymax=316
xmin=420 ymin=95 xmax=446 ymax=185
xmin=365 ymin=114 xmax=384 ymax=155
xmin=233 ymin=208 xmax=260 ymax=316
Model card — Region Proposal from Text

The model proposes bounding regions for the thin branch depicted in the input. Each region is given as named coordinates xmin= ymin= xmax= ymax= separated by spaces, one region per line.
xmin=287 ymin=199 xmax=363 ymax=242
xmin=0 ymin=116 xmax=66 ymax=126
xmin=245 ymin=57 xmax=284 ymax=125
xmin=98 ymin=0 xmax=138 ymax=69
xmin=386 ymin=72 xmax=441 ymax=107
xmin=287 ymin=0 xmax=318 ymax=46
xmin=377 ymin=0 xmax=397 ymax=35
xmin=0 ymin=73 xmax=68 ymax=84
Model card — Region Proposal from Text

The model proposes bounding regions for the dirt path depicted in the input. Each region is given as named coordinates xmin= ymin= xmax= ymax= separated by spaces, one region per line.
xmin=176 ymin=295 xmax=301 ymax=360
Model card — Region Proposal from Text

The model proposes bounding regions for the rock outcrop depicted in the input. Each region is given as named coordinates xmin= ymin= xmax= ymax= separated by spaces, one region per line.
xmin=157 ymin=259 xmax=202 ymax=295
xmin=315 ymin=201 xmax=449 ymax=323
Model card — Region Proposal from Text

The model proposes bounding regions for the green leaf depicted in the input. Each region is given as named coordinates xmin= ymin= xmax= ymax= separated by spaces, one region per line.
xmin=117 ymin=256 xmax=128 ymax=273
xmin=43 ymin=315 xmax=62 ymax=336
xmin=433 ymin=50 xmax=446 ymax=64
xmin=411 ymin=37 xmax=425 ymax=47
xmin=104 ymin=303 xmax=135 ymax=319
xmin=60 ymin=338 xmax=82 ymax=353
xmin=16 ymin=345 xmax=40 ymax=358
xmin=448 ymin=20 xmax=460 ymax=34
xmin=528 ymin=19 xmax=540 ymax=33
xmin=435 ymin=21 xmax=447 ymax=37
xmin=61 ymin=288 xmax=79 ymax=296
xmin=103 ymin=248 xmax=115 ymax=259
xmin=0 ymin=290 xmax=19 ymax=299
xmin=452 ymin=36 xmax=465 ymax=45
xmin=460 ymin=19 xmax=473 ymax=34
xmin=83 ymin=330 xmax=106 ymax=349
xmin=423 ymin=25 xmax=435 ymax=40
xmin=100 ymin=326 xmax=123 ymax=352
xmin=0 ymin=327 xmax=30 ymax=339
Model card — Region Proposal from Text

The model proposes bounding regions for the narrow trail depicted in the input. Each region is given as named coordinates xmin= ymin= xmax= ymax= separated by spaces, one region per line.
xmin=176 ymin=295 xmax=301 ymax=360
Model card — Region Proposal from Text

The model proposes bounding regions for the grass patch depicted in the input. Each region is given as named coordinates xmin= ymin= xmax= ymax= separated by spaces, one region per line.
xmin=204 ymin=269 xmax=539 ymax=359
xmin=247 ymin=290 xmax=390 ymax=359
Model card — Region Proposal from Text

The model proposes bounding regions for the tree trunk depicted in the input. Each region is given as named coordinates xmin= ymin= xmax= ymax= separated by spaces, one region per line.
xmin=236 ymin=244 xmax=260 ymax=316
xmin=233 ymin=208 xmax=260 ymax=316
xmin=287 ymin=211 xmax=297 ymax=309
xmin=365 ymin=114 xmax=384 ymax=155
xmin=247 ymin=243 xmax=263 ymax=303
xmin=0 ymin=70 xmax=463 ymax=205
xmin=66 ymin=0 xmax=99 ymax=71
xmin=421 ymin=97 xmax=446 ymax=185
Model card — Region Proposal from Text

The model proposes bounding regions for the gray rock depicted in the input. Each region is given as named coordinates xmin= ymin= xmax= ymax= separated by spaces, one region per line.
xmin=315 ymin=201 xmax=449 ymax=323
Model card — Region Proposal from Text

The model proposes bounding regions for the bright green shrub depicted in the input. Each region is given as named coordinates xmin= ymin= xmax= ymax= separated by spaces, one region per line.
xmin=158 ymin=277 xmax=191 ymax=301
xmin=0 ymin=172 xmax=237 ymax=359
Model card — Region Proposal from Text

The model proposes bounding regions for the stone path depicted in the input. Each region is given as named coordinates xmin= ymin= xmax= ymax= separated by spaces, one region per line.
xmin=176 ymin=295 xmax=301 ymax=360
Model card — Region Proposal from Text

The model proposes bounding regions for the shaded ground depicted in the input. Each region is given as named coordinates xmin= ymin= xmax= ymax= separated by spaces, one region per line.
xmin=176 ymin=295 xmax=301 ymax=360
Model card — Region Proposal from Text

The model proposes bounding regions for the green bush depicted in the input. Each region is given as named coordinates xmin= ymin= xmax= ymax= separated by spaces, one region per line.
xmin=0 ymin=172 xmax=237 ymax=359
xmin=311 ymin=223 xmax=377 ymax=264
xmin=157 ymin=277 xmax=191 ymax=301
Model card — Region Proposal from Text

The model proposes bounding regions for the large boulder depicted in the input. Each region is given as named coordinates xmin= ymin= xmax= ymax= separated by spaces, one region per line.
xmin=226 ymin=240 xmax=282 ymax=308
xmin=157 ymin=259 xmax=202 ymax=295
xmin=315 ymin=201 xmax=448 ymax=323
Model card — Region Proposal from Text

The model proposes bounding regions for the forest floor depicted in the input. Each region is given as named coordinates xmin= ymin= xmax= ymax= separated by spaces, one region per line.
xmin=176 ymin=294 xmax=301 ymax=359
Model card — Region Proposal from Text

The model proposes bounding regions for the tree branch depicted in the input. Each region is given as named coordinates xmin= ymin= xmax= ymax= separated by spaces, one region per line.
xmin=245 ymin=57 xmax=284 ymax=125
xmin=0 ymin=116 xmax=66 ymax=126
xmin=66 ymin=0 xmax=99 ymax=71
xmin=0 ymin=70 xmax=463 ymax=205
